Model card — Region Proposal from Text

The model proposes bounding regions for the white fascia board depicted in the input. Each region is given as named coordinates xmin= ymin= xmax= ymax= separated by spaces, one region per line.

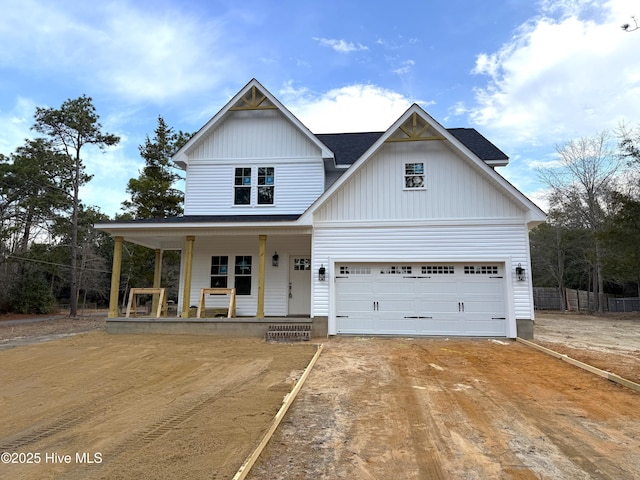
xmin=95 ymin=221 xmax=312 ymax=234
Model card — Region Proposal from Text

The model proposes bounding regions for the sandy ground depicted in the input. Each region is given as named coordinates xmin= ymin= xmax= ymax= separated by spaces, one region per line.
xmin=0 ymin=329 xmax=317 ymax=479
xmin=534 ymin=311 xmax=640 ymax=383
xmin=1 ymin=311 xmax=639 ymax=479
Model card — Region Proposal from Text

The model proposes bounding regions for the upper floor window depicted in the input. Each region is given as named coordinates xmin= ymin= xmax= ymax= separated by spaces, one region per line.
xmin=234 ymin=166 xmax=275 ymax=205
xmin=234 ymin=168 xmax=252 ymax=205
xmin=404 ymin=162 xmax=425 ymax=189
xmin=257 ymin=167 xmax=274 ymax=205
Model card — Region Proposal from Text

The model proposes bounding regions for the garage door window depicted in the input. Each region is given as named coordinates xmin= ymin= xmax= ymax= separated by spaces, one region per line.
xmin=464 ymin=265 xmax=499 ymax=275
xmin=422 ymin=265 xmax=455 ymax=274
xmin=380 ymin=265 xmax=412 ymax=275
xmin=339 ymin=266 xmax=371 ymax=275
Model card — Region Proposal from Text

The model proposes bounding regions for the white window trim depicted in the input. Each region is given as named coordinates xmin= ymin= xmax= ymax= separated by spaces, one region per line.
xmin=232 ymin=165 xmax=276 ymax=207
xmin=402 ymin=161 xmax=426 ymax=191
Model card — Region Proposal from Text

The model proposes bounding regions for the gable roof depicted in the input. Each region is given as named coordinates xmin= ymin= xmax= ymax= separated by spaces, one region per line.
xmin=173 ymin=78 xmax=333 ymax=169
xmin=301 ymin=103 xmax=546 ymax=226
xmin=318 ymin=129 xmax=509 ymax=168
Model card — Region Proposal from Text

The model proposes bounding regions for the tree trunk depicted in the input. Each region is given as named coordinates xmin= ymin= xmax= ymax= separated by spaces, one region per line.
xmin=69 ymin=161 xmax=80 ymax=317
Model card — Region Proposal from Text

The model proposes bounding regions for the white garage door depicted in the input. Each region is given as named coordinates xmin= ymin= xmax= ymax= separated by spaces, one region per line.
xmin=335 ymin=263 xmax=506 ymax=336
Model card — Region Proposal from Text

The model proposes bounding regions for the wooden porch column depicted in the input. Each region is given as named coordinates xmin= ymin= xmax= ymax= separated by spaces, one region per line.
xmin=181 ymin=236 xmax=195 ymax=318
xmin=152 ymin=249 xmax=163 ymax=314
xmin=257 ymin=234 xmax=266 ymax=318
xmin=108 ymin=236 xmax=124 ymax=318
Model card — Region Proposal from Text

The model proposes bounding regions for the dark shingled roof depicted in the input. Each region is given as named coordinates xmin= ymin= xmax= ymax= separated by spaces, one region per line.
xmin=317 ymin=128 xmax=508 ymax=165
xmin=447 ymin=128 xmax=509 ymax=162
xmin=317 ymin=132 xmax=385 ymax=166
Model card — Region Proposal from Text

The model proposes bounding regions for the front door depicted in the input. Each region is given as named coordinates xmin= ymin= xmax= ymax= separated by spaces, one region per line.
xmin=288 ymin=257 xmax=311 ymax=316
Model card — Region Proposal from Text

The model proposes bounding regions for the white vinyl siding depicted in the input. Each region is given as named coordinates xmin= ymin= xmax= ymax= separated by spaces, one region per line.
xmin=311 ymin=223 xmax=533 ymax=337
xmin=315 ymin=141 xmax=524 ymax=222
xmin=181 ymin=234 xmax=311 ymax=316
xmin=185 ymin=162 xmax=324 ymax=215
xmin=183 ymin=108 xmax=325 ymax=216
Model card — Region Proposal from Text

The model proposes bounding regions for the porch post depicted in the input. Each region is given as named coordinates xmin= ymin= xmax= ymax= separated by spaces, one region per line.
xmin=152 ymin=249 xmax=163 ymax=314
xmin=257 ymin=234 xmax=266 ymax=318
xmin=181 ymin=236 xmax=195 ymax=318
xmin=108 ymin=236 xmax=124 ymax=318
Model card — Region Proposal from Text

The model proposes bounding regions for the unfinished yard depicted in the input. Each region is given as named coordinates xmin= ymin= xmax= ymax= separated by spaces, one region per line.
xmin=1 ymin=311 xmax=639 ymax=479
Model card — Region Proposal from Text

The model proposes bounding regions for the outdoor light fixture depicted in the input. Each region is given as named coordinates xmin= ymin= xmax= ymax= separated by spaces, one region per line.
xmin=272 ymin=252 xmax=279 ymax=267
xmin=516 ymin=263 xmax=526 ymax=281
xmin=319 ymin=264 xmax=326 ymax=281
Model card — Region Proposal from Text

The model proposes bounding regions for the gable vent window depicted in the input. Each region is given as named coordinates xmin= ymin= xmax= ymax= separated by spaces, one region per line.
xmin=257 ymin=167 xmax=275 ymax=205
xmin=404 ymin=162 xmax=425 ymax=189
xmin=234 ymin=168 xmax=252 ymax=205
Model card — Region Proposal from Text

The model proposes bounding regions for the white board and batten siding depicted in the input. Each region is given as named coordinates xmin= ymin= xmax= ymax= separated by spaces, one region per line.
xmin=314 ymin=141 xmax=525 ymax=222
xmin=310 ymin=138 xmax=535 ymax=337
xmin=183 ymin=109 xmax=326 ymax=216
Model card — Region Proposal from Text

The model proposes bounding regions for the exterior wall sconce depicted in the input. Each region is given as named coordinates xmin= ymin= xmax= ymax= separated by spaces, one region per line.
xmin=516 ymin=263 xmax=526 ymax=281
xmin=272 ymin=252 xmax=279 ymax=267
xmin=319 ymin=264 xmax=326 ymax=281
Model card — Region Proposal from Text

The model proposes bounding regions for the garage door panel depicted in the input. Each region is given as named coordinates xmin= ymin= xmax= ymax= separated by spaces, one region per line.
xmin=463 ymin=318 xmax=506 ymax=336
xmin=375 ymin=317 xmax=416 ymax=333
xmin=417 ymin=317 xmax=463 ymax=335
xmin=335 ymin=262 xmax=507 ymax=337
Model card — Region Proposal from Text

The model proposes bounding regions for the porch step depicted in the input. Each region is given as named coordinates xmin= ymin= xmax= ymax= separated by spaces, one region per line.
xmin=265 ymin=324 xmax=311 ymax=342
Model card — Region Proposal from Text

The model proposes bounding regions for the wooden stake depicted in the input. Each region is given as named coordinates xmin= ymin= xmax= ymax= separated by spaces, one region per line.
xmin=516 ymin=338 xmax=640 ymax=393
xmin=233 ymin=343 xmax=324 ymax=480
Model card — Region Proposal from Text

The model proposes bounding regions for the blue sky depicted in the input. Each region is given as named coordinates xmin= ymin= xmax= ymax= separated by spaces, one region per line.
xmin=1 ymin=0 xmax=638 ymax=217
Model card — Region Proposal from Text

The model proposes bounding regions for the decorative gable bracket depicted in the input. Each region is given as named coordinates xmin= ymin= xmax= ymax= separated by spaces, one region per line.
xmin=230 ymin=85 xmax=278 ymax=111
xmin=386 ymin=112 xmax=445 ymax=143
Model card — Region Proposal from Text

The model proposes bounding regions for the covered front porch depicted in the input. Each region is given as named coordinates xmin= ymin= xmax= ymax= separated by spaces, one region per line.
xmin=97 ymin=217 xmax=325 ymax=336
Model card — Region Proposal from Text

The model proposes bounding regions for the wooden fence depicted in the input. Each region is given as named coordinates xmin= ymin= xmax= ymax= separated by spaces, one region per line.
xmin=533 ymin=287 xmax=616 ymax=312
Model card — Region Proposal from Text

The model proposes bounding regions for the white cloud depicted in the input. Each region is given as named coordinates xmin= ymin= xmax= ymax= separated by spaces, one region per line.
xmin=468 ymin=0 xmax=640 ymax=149
xmin=280 ymin=83 xmax=413 ymax=133
xmin=0 ymin=1 xmax=236 ymax=103
xmin=313 ymin=37 xmax=369 ymax=53
xmin=393 ymin=59 xmax=416 ymax=75
xmin=0 ymin=97 xmax=38 ymax=156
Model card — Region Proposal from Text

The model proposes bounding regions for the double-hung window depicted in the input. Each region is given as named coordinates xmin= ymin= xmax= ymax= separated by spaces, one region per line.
xmin=234 ymin=167 xmax=275 ymax=206
xmin=257 ymin=167 xmax=274 ymax=205
xmin=234 ymin=256 xmax=252 ymax=295
xmin=234 ymin=168 xmax=252 ymax=205
xmin=404 ymin=162 xmax=425 ymax=189
xmin=210 ymin=256 xmax=229 ymax=288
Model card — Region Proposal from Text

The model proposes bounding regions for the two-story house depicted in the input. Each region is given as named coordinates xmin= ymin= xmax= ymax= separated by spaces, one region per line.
xmin=96 ymin=78 xmax=546 ymax=338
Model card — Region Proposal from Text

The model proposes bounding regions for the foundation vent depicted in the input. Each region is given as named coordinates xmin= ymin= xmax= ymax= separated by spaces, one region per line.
xmin=266 ymin=324 xmax=311 ymax=342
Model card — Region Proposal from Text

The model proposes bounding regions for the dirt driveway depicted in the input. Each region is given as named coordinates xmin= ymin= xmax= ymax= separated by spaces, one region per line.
xmin=249 ymin=336 xmax=639 ymax=479
xmin=1 ymin=312 xmax=639 ymax=479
